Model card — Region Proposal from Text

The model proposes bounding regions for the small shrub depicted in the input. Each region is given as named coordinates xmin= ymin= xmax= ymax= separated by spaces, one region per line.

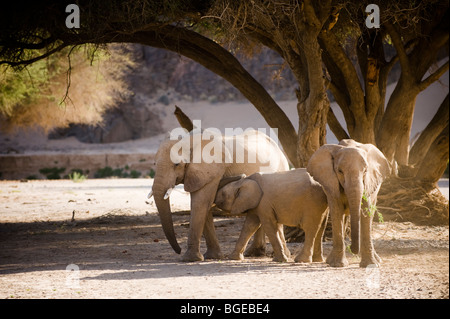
xmin=94 ymin=166 xmax=141 ymax=178
xmin=39 ymin=167 xmax=66 ymax=179
xmin=130 ymin=170 xmax=141 ymax=178
xmin=69 ymin=171 xmax=87 ymax=183
xmin=94 ymin=166 xmax=124 ymax=178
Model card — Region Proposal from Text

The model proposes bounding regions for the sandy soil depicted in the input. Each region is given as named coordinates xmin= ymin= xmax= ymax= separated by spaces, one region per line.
xmin=0 ymin=73 xmax=448 ymax=300
xmin=0 ymin=178 xmax=448 ymax=299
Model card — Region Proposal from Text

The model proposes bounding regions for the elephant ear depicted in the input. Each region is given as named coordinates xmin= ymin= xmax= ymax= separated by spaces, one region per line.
xmin=361 ymin=143 xmax=391 ymax=196
xmin=307 ymin=144 xmax=343 ymax=195
xmin=230 ymin=178 xmax=263 ymax=215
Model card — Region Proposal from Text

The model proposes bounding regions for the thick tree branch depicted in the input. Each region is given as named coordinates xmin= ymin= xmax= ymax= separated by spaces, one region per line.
xmin=385 ymin=21 xmax=411 ymax=76
xmin=409 ymin=94 xmax=449 ymax=166
xmin=0 ymin=42 xmax=67 ymax=67
xmin=319 ymin=30 xmax=364 ymax=117
xmin=418 ymin=60 xmax=449 ymax=92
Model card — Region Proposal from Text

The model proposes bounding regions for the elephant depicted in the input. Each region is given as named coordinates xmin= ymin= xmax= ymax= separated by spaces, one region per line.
xmin=214 ymin=169 xmax=329 ymax=263
xmin=148 ymin=128 xmax=289 ymax=262
xmin=307 ymin=139 xmax=391 ymax=268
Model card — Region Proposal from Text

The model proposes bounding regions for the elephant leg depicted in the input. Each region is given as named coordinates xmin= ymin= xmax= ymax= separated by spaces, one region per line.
xmin=244 ymin=227 xmax=266 ymax=257
xmin=182 ymin=180 xmax=220 ymax=262
xmin=312 ymin=212 xmax=328 ymax=262
xmin=203 ymin=210 xmax=224 ymax=260
xmin=294 ymin=229 xmax=315 ymax=263
xmin=229 ymin=214 xmax=261 ymax=260
xmin=359 ymin=213 xmax=379 ymax=268
xmin=295 ymin=212 xmax=326 ymax=263
xmin=326 ymin=202 xmax=349 ymax=267
xmin=260 ymin=216 xmax=288 ymax=262
xmin=278 ymin=224 xmax=291 ymax=258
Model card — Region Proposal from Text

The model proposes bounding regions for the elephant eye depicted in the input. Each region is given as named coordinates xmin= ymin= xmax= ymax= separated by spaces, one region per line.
xmin=235 ymin=188 xmax=241 ymax=198
xmin=174 ymin=163 xmax=180 ymax=167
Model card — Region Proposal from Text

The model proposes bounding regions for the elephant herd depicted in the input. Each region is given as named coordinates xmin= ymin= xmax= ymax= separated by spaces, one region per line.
xmin=148 ymin=130 xmax=391 ymax=268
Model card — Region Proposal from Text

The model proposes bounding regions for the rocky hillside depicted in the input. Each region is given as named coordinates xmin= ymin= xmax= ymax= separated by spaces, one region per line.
xmin=49 ymin=44 xmax=297 ymax=143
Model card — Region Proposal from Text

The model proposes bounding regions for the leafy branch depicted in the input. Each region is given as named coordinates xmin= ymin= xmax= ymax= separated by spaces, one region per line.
xmin=362 ymin=190 xmax=384 ymax=223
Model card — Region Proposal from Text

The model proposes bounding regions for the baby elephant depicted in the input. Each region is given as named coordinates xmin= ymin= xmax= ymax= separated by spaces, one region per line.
xmin=215 ymin=169 xmax=329 ymax=263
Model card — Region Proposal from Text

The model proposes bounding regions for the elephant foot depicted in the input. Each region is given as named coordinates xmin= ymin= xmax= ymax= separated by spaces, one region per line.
xmin=244 ymin=246 xmax=266 ymax=257
xmin=181 ymin=249 xmax=204 ymax=262
xmin=284 ymin=247 xmax=292 ymax=258
xmin=312 ymin=254 xmax=325 ymax=263
xmin=326 ymin=250 xmax=349 ymax=267
xmin=294 ymin=253 xmax=312 ymax=263
xmin=374 ymin=251 xmax=382 ymax=263
xmin=204 ymin=248 xmax=223 ymax=260
xmin=359 ymin=255 xmax=381 ymax=268
xmin=228 ymin=251 xmax=244 ymax=261
xmin=272 ymin=253 xmax=289 ymax=263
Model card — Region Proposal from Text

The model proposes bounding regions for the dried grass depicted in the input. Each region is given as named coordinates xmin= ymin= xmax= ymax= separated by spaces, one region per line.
xmin=0 ymin=44 xmax=134 ymax=132
xmin=377 ymin=176 xmax=449 ymax=226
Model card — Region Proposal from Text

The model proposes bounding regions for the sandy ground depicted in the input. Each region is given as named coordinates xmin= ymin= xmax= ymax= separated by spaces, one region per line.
xmin=0 ymin=178 xmax=448 ymax=299
xmin=0 ymin=70 xmax=448 ymax=301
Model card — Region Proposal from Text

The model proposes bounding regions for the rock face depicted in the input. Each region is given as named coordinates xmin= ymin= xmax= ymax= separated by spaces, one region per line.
xmin=47 ymin=44 xmax=297 ymax=144
xmin=49 ymin=103 xmax=162 ymax=144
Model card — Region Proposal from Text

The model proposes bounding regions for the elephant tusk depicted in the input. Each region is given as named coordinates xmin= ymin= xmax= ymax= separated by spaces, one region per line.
xmin=164 ymin=188 xmax=173 ymax=200
xmin=147 ymin=190 xmax=153 ymax=199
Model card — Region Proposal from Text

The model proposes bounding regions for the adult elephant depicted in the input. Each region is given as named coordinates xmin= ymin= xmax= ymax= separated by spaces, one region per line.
xmin=307 ymin=139 xmax=391 ymax=268
xmin=149 ymin=128 xmax=289 ymax=262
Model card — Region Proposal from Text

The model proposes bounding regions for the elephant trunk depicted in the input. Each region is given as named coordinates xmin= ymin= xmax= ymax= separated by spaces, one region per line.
xmin=346 ymin=180 xmax=362 ymax=255
xmin=153 ymin=177 xmax=181 ymax=254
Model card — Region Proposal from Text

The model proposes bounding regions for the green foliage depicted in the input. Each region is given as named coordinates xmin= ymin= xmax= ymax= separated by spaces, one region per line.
xmin=94 ymin=166 xmax=142 ymax=178
xmin=130 ymin=170 xmax=141 ymax=178
xmin=68 ymin=170 xmax=88 ymax=183
xmin=0 ymin=44 xmax=134 ymax=132
xmin=94 ymin=166 xmax=122 ymax=178
xmin=39 ymin=167 xmax=66 ymax=180
xmin=362 ymin=190 xmax=383 ymax=222
xmin=0 ymin=57 xmax=47 ymax=116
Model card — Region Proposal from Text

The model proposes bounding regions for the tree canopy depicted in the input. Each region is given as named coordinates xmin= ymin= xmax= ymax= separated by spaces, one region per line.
xmin=1 ymin=0 xmax=448 ymax=178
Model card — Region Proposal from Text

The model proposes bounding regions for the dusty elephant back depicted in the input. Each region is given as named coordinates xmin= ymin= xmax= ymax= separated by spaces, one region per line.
xmin=223 ymin=130 xmax=289 ymax=176
xmin=255 ymin=169 xmax=328 ymax=226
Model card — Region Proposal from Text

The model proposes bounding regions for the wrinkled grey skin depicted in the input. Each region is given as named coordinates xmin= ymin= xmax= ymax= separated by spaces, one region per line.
xmin=307 ymin=139 xmax=391 ymax=268
xmin=215 ymin=169 xmax=329 ymax=263
xmin=151 ymin=130 xmax=289 ymax=262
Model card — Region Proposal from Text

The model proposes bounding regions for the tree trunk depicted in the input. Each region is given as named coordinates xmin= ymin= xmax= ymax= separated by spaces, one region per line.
xmin=296 ymin=35 xmax=329 ymax=167
xmin=415 ymin=124 xmax=449 ymax=184
xmin=409 ymin=94 xmax=449 ymax=166
xmin=376 ymin=77 xmax=418 ymax=165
